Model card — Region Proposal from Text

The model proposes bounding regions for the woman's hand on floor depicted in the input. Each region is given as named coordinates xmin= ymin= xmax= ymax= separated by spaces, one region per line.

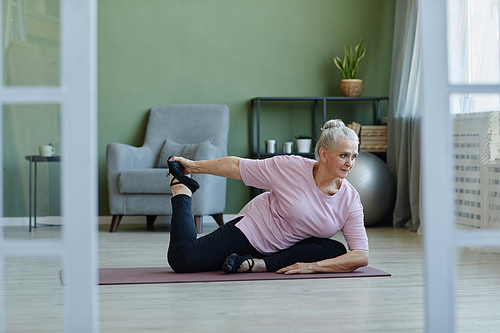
xmin=276 ymin=262 xmax=318 ymax=275
xmin=278 ymin=250 xmax=369 ymax=274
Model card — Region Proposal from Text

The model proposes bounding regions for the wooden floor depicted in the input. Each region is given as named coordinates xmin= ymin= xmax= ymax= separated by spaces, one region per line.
xmin=3 ymin=221 xmax=500 ymax=332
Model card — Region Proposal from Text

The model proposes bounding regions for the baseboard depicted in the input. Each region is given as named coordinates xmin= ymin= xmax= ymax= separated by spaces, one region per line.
xmin=2 ymin=215 xmax=238 ymax=227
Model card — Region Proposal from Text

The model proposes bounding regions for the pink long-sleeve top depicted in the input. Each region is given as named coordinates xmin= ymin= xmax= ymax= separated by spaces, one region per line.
xmin=235 ymin=155 xmax=368 ymax=255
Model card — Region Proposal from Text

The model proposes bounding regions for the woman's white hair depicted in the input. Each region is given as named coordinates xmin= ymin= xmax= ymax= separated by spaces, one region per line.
xmin=314 ymin=119 xmax=359 ymax=160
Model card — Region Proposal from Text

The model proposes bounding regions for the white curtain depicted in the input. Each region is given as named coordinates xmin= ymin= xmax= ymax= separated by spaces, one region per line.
xmin=448 ymin=0 xmax=500 ymax=111
xmin=387 ymin=0 xmax=422 ymax=232
xmin=449 ymin=0 xmax=500 ymax=253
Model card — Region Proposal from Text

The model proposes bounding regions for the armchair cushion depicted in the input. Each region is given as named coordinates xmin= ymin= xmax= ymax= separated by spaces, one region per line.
xmin=119 ymin=169 xmax=172 ymax=194
xmin=157 ymin=139 xmax=219 ymax=167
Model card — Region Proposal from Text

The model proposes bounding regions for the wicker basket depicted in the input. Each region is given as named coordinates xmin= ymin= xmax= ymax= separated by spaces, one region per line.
xmin=340 ymin=79 xmax=363 ymax=97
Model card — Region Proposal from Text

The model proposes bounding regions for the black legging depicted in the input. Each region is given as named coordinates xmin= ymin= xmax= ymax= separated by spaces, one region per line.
xmin=167 ymin=195 xmax=348 ymax=273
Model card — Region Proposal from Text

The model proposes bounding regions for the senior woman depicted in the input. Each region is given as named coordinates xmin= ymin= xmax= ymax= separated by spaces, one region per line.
xmin=166 ymin=119 xmax=369 ymax=274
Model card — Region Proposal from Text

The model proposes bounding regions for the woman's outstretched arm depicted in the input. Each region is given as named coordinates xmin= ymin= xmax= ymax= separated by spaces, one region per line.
xmin=276 ymin=249 xmax=369 ymax=274
xmin=169 ymin=156 xmax=242 ymax=180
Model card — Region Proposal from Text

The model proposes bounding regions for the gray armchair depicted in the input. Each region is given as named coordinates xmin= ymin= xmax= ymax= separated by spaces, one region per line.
xmin=106 ymin=104 xmax=229 ymax=233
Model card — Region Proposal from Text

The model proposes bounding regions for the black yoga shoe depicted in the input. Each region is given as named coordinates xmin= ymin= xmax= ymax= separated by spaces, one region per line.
xmin=167 ymin=156 xmax=200 ymax=195
xmin=222 ymin=253 xmax=255 ymax=274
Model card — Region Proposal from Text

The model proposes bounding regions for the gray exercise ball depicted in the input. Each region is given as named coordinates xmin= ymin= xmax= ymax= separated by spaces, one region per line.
xmin=346 ymin=152 xmax=396 ymax=226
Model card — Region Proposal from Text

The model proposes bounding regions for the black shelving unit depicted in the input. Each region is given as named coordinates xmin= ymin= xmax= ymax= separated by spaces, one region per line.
xmin=250 ymin=96 xmax=389 ymax=159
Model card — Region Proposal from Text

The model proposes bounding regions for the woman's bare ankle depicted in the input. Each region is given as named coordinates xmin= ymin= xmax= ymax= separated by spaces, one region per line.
xmin=170 ymin=174 xmax=192 ymax=197
xmin=240 ymin=258 xmax=266 ymax=273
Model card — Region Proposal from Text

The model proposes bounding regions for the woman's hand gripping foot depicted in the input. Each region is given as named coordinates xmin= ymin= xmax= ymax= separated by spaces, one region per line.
xmin=167 ymin=156 xmax=200 ymax=196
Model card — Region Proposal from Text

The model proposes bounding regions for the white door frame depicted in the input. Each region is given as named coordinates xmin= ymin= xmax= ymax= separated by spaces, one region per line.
xmin=420 ymin=0 xmax=500 ymax=332
xmin=0 ymin=0 xmax=98 ymax=332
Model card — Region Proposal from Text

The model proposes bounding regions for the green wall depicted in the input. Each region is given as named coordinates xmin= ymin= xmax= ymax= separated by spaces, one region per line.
xmin=97 ymin=0 xmax=396 ymax=215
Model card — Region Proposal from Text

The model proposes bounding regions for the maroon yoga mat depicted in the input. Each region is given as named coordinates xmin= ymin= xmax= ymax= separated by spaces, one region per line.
xmin=94 ymin=266 xmax=390 ymax=285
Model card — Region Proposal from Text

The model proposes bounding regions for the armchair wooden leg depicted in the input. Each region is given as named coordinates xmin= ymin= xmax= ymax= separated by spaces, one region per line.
xmin=146 ymin=215 xmax=157 ymax=227
xmin=110 ymin=215 xmax=123 ymax=232
xmin=211 ymin=213 xmax=224 ymax=227
xmin=194 ymin=215 xmax=203 ymax=234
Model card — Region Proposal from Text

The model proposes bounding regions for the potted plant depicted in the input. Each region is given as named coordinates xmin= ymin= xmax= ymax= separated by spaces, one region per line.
xmin=334 ymin=38 xmax=366 ymax=97
xmin=295 ymin=135 xmax=313 ymax=153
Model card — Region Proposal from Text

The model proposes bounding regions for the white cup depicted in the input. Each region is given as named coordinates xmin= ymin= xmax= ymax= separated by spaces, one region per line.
xmin=283 ymin=141 xmax=293 ymax=154
xmin=39 ymin=145 xmax=56 ymax=157
xmin=266 ymin=140 xmax=276 ymax=153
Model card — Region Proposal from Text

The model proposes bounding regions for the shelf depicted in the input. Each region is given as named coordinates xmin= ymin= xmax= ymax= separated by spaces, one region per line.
xmin=250 ymin=96 xmax=389 ymax=159
xmin=250 ymin=97 xmax=389 ymax=126
xmin=251 ymin=96 xmax=389 ymax=101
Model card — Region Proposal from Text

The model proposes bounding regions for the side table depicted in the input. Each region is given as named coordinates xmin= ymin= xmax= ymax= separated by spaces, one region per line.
xmin=25 ymin=155 xmax=61 ymax=232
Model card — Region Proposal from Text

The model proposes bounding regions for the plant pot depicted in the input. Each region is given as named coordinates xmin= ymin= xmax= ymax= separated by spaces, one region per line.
xmin=296 ymin=139 xmax=312 ymax=153
xmin=340 ymin=79 xmax=363 ymax=97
